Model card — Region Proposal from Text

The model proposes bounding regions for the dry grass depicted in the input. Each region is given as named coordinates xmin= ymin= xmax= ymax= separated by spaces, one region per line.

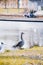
xmin=0 ymin=46 xmax=43 ymax=65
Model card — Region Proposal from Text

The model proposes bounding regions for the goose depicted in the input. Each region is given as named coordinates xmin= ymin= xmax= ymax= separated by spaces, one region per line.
xmin=13 ymin=32 xmax=24 ymax=49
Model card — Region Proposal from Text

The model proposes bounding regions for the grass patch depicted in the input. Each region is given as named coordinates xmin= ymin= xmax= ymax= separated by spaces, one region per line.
xmin=0 ymin=46 xmax=43 ymax=65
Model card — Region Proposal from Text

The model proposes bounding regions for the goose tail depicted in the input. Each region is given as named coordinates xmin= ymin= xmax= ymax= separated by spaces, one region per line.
xmin=12 ymin=44 xmax=18 ymax=48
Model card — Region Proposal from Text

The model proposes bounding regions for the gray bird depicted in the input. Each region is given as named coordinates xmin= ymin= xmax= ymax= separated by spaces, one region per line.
xmin=13 ymin=32 xmax=24 ymax=49
xmin=0 ymin=42 xmax=4 ymax=50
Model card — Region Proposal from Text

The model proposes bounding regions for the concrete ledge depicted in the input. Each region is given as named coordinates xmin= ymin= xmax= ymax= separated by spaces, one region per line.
xmin=0 ymin=17 xmax=43 ymax=22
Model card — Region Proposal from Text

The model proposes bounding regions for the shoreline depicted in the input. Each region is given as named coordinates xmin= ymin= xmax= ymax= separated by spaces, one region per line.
xmin=0 ymin=16 xmax=43 ymax=22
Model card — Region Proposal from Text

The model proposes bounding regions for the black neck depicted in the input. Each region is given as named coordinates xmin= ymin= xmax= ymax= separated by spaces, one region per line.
xmin=21 ymin=34 xmax=23 ymax=41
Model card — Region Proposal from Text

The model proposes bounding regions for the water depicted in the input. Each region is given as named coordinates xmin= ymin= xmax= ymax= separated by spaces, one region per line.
xmin=0 ymin=21 xmax=43 ymax=51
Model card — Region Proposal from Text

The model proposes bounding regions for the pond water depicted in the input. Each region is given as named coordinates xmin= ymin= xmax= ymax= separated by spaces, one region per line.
xmin=0 ymin=21 xmax=43 ymax=50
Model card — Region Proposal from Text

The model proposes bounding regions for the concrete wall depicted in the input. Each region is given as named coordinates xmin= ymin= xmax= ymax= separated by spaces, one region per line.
xmin=0 ymin=0 xmax=5 ymax=8
xmin=6 ymin=0 xmax=18 ymax=8
xmin=19 ymin=0 xmax=28 ymax=8
xmin=0 ymin=0 xmax=18 ymax=8
xmin=0 ymin=0 xmax=39 ymax=14
xmin=0 ymin=8 xmax=25 ymax=15
xmin=0 ymin=0 xmax=28 ymax=8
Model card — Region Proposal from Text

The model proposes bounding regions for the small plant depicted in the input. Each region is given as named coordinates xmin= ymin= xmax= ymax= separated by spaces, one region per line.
xmin=5 ymin=50 xmax=10 ymax=52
